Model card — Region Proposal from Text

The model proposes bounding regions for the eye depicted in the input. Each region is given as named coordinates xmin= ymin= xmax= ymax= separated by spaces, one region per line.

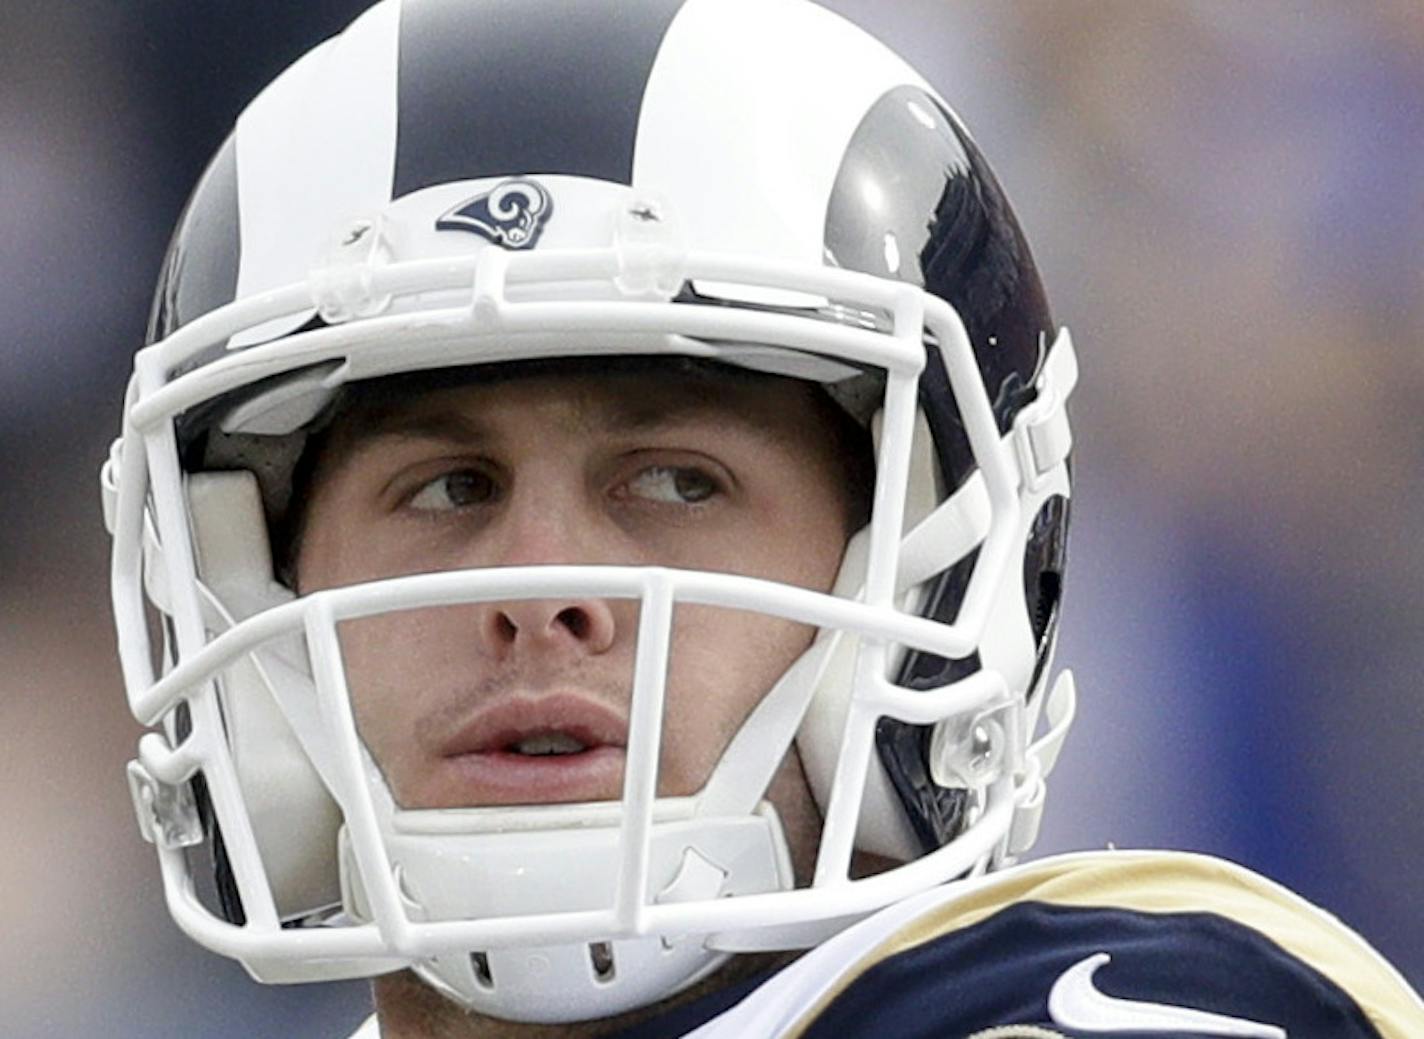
xmin=624 ymin=465 xmax=720 ymax=505
xmin=408 ymin=469 xmax=498 ymax=511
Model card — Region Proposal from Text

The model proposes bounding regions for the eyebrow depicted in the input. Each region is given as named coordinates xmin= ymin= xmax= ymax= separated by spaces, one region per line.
xmin=343 ymin=392 xmax=781 ymax=464
xmin=362 ymin=409 xmax=494 ymax=446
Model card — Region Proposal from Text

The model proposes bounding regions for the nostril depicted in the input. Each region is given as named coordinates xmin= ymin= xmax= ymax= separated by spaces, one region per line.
xmin=557 ymin=606 xmax=590 ymax=640
xmin=494 ymin=612 xmax=518 ymax=642
xmin=483 ymin=600 xmax=613 ymax=653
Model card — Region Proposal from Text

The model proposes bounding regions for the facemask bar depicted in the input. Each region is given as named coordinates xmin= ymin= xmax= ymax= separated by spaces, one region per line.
xmin=109 ymin=244 xmax=1031 ymax=968
xmin=128 ymin=566 xmax=1021 ymax=959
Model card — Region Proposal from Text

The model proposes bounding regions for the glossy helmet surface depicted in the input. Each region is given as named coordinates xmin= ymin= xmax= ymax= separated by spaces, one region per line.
xmin=103 ymin=0 xmax=1078 ymax=1022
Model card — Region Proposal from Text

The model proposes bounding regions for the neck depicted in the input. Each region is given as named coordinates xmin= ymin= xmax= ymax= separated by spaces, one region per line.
xmin=372 ymin=953 xmax=792 ymax=1039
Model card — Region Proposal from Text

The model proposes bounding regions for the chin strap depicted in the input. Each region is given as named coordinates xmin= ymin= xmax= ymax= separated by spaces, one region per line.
xmin=1006 ymin=669 xmax=1077 ymax=858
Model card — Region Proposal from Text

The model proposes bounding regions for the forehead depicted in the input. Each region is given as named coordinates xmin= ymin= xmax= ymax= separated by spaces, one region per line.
xmin=329 ymin=363 xmax=838 ymax=448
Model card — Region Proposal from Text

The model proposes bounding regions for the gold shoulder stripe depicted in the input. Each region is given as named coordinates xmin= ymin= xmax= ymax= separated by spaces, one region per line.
xmin=788 ymin=850 xmax=1424 ymax=1039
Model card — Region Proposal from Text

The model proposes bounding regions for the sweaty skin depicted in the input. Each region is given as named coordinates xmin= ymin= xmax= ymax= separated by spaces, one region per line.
xmin=295 ymin=367 xmax=861 ymax=1038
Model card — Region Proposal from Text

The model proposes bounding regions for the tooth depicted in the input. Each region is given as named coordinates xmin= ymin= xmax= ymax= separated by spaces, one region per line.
xmin=514 ymin=734 xmax=587 ymax=756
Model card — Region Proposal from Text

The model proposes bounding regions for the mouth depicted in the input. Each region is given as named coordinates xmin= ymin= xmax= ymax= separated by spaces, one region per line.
xmin=428 ymin=695 xmax=629 ymax=807
xmin=504 ymin=731 xmax=591 ymax=756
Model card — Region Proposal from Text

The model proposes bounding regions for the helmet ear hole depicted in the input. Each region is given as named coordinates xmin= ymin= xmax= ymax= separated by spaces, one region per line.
xmin=877 ymin=548 xmax=983 ymax=854
xmin=1033 ymin=570 xmax=1062 ymax=643
xmin=1022 ymin=494 xmax=1070 ymax=701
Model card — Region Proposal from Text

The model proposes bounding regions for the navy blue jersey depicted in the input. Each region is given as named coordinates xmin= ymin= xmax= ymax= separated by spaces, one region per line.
xmin=348 ymin=851 xmax=1423 ymax=1037
xmin=670 ymin=851 xmax=1423 ymax=1038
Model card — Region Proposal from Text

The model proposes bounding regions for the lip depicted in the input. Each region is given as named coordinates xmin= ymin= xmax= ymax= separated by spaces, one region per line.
xmin=430 ymin=694 xmax=630 ymax=807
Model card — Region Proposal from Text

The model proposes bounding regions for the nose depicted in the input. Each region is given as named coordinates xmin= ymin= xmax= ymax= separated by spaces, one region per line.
xmin=464 ymin=480 xmax=623 ymax=660
xmin=477 ymin=596 xmax=618 ymax=660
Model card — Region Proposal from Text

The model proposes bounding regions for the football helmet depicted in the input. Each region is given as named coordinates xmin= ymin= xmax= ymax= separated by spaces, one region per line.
xmin=102 ymin=0 xmax=1078 ymax=1022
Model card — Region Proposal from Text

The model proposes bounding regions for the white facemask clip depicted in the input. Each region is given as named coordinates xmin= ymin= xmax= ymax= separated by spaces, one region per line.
xmin=1006 ymin=668 xmax=1078 ymax=858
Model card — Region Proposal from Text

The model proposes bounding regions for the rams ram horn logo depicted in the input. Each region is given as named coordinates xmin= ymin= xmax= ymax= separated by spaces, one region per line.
xmin=437 ymin=177 xmax=553 ymax=249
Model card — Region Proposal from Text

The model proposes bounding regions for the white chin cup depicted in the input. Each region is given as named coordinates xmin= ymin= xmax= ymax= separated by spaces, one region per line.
xmin=338 ymin=805 xmax=793 ymax=1022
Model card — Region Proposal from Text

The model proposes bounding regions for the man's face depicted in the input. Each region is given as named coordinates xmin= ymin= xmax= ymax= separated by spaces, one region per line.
xmin=295 ymin=367 xmax=857 ymax=853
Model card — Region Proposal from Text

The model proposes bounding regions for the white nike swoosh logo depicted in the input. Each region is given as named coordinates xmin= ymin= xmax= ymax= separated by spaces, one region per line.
xmin=1048 ymin=953 xmax=1287 ymax=1037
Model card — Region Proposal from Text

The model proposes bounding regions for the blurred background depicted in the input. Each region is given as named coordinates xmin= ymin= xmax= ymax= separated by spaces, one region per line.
xmin=2 ymin=1 xmax=1421 ymax=1035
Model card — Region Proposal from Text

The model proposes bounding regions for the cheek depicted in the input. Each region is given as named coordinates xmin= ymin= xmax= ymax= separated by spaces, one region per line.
xmin=301 ymin=530 xmax=420 ymax=593
xmin=297 ymin=499 xmax=363 ymax=594
xmin=661 ymin=605 xmax=817 ymax=793
xmin=766 ymin=478 xmax=853 ymax=591
xmin=338 ymin=608 xmax=474 ymax=802
xmin=655 ymin=485 xmax=849 ymax=794
xmin=296 ymin=475 xmax=433 ymax=594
